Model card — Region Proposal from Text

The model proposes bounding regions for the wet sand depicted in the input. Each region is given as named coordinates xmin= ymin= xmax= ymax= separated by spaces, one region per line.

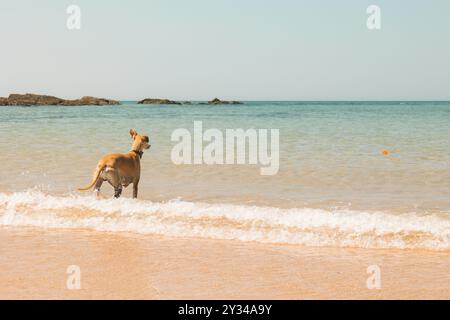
xmin=0 ymin=226 xmax=449 ymax=299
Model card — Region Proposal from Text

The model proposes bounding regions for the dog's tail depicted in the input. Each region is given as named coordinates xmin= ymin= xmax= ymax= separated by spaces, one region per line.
xmin=78 ymin=165 xmax=105 ymax=192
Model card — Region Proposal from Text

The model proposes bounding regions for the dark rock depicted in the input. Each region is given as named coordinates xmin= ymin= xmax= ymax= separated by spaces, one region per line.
xmin=3 ymin=93 xmax=120 ymax=106
xmin=7 ymin=93 xmax=63 ymax=106
xmin=138 ymin=98 xmax=182 ymax=105
xmin=207 ymin=98 xmax=243 ymax=105
xmin=60 ymin=96 xmax=120 ymax=106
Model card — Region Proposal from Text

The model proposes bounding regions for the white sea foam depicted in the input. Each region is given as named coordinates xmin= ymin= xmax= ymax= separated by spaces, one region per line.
xmin=0 ymin=191 xmax=449 ymax=250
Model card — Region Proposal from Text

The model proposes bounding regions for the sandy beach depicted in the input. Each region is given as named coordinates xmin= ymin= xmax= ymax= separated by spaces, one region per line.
xmin=1 ymin=226 xmax=448 ymax=300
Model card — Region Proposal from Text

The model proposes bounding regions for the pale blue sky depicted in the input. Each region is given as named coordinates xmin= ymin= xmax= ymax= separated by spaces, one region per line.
xmin=1 ymin=0 xmax=449 ymax=100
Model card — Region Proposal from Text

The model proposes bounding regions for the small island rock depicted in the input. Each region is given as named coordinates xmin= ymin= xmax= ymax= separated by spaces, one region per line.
xmin=7 ymin=93 xmax=63 ymax=106
xmin=2 ymin=93 xmax=120 ymax=106
xmin=61 ymin=96 xmax=120 ymax=106
xmin=138 ymin=98 xmax=182 ymax=105
xmin=207 ymin=98 xmax=243 ymax=105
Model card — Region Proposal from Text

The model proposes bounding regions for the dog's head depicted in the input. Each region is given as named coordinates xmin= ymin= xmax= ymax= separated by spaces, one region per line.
xmin=130 ymin=129 xmax=151 ymax=151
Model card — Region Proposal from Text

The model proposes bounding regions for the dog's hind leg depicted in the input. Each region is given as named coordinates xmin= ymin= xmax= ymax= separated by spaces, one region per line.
xmin=114 ymin=187 xmax=122 ymax=198
xmin=108 ymin=170 xmax=122 ymax=199
xmin=94 ymin=178 xmax=104 ymax=199
xmin=104 ymin=168 xmax=122 ymax=199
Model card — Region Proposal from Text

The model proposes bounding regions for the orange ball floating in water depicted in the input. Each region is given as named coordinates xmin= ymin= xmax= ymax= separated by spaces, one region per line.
xmin=382 ymin=150 xmax=390 ymax=156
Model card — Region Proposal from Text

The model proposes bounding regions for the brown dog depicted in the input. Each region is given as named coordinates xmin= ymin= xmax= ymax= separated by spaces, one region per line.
xmin=78 ymin=129 xmax=151 ymax=198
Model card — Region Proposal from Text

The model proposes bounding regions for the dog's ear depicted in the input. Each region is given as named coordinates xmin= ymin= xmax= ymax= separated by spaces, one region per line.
xmin=129 ymin=129 xmax=138 ymax=138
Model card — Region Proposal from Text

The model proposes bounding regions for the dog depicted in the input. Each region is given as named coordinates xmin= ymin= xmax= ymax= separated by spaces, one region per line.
xmin=78 ymin=129 xmax=151 ymax=198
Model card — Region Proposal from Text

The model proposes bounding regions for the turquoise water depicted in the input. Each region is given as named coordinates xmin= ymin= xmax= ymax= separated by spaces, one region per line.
xmin=0 ymin=102 xmax=449 ymax=249
xmin=1 ymin=101 xmax=449 ymax=211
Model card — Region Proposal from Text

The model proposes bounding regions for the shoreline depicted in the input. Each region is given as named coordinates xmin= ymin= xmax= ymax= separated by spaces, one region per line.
xmin=1 ymin=225 xmax=449 ymax=299
xmin=1 ymin=189 xmax=448 ymax=251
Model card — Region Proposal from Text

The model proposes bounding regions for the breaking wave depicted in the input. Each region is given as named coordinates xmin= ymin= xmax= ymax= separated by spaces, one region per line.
xmin=0 ymin=191 xmax=449 ymax=250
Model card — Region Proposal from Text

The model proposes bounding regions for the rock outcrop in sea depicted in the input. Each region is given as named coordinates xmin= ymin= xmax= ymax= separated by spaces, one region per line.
xmin=0 ymin=94 xmax=244 ymax=106
xmin=61 ymin=96 xmax=120 ymax=106
xmin=137 ymin=98 xmax=243 ymax=105
xmin=137 ymin=98 xmax=182 ymax=105
xmin=0 ymin=93 xmax=120 ymax=106
xmin=0 ymin=97 xmax=9 ymax=106
xmin=205 ymin=98 xmax=243 ymax=105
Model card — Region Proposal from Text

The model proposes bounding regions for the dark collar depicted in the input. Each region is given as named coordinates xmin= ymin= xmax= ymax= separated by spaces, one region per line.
xmin=131 ymin=150 xmax=143 ymax=159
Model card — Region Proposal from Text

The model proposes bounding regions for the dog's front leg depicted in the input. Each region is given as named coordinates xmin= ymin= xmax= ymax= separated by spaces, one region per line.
xmin=133 ymin=181 xmax=139 ymax=199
